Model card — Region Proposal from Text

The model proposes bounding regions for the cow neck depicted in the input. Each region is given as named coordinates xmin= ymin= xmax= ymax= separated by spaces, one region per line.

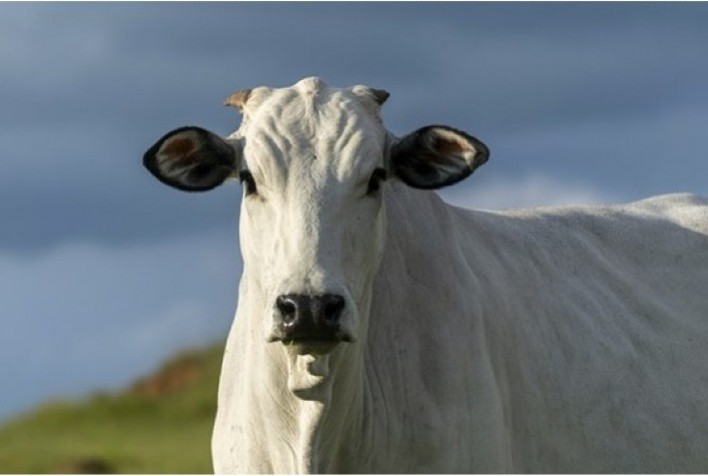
xmin=252 ymin=316 xmax=369 ymax=473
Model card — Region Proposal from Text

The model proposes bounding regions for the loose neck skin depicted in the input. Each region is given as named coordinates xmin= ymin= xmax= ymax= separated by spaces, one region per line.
xmin=273 ymin=298 xmax=373 ymax=474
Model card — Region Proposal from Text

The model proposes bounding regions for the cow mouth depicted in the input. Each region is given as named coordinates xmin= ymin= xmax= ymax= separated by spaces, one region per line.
xmin=274 ymin=334 xmax=352 ymax=355
xmin=284 ymin=339 xmax=338 ymax=356
xmin=283 ymin=337 xmax=338 ymax=344
xmin=269 ymin=331 xmax=354 ymax=345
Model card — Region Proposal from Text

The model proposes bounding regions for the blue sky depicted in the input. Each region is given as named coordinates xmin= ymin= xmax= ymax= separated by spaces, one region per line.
xmin=2 ymin=3 xmax=708 ymax=421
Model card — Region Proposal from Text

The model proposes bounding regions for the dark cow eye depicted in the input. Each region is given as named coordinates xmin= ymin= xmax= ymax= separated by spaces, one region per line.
xmin=239 ymin=170 xmax=257 ymax=196
xmin=367 ymin=168 xmax=387 ymax=195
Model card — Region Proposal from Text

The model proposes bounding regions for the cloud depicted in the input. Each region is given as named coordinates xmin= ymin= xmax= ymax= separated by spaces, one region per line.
xmin=0 ymin=116 xmax=244 ymax=251
xmin=0 ymin=230 xmax=241 ymax=421
xmin=438 ymin=173 xmax=619 ymax=211
xmin=483 ymin=102 xmax=708 ymax=201
xmin=2 ymin=3 xmax=708 ymax=252
xmin=4 ymin=3 xmax=708 ymax=133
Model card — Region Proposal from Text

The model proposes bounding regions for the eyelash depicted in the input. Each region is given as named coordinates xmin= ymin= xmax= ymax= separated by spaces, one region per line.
xmin=367 ymin=168 xmax=387 ymax=195
xmin=239 ymin=171 xmax=257 ymax=196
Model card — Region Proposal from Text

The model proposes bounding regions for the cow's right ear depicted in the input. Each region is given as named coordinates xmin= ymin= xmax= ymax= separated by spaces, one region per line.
xmin=143 ymin=126 xmax=241 ymax=192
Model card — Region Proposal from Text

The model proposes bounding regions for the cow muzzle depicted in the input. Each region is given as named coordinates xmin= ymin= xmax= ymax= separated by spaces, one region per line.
xmin=269 ymin=293 xmax=354 ymax=352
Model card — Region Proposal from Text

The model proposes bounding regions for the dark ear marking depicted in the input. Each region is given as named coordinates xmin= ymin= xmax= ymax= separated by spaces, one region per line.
xmin=390 ymin=125 xmax=489 ymax=190
xmin=143 ymin=126 xmax=238 ymax=192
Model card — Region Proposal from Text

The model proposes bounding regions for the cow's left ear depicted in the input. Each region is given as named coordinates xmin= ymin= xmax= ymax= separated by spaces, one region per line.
xmin=143 ymin=126 xmax=241 ymax=192
xmin=389 ymin=125 xmax=489 ymax=189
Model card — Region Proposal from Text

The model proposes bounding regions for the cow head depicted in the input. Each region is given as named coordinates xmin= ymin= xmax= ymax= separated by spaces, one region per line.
xmin=144 ymin=77 xmax=488 ymax=359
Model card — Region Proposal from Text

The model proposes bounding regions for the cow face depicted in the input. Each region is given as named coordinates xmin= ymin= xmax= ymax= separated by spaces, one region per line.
xmin=144 ymin=77 xmax=488 ymax=356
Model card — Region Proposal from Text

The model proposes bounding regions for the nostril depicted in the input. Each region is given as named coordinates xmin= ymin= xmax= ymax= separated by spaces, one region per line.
xmin=276 ymin=295 xmax=298 ymax=325
xmin=321 ymin=294 xmax=345 ymax=325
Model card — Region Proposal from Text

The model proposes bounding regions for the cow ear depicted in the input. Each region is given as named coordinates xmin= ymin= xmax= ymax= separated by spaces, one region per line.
xmin=143 ymin=126 xmax=240 ymax=192
xmin=389 ymin=125 xmax=489 ymax=189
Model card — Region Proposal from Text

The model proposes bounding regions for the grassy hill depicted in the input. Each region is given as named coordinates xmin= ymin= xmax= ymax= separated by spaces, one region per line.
xmin=0 ymin=343 xmax=224 ymax=474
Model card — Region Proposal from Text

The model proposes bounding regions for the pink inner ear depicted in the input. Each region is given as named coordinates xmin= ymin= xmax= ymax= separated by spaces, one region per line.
xmin=434 ymin=136 xmax=464 ymax=155
xmin=429 ymin=133 xmax=472 ymax=164
xmin=161 ymin=136 xmax=196 ymax=158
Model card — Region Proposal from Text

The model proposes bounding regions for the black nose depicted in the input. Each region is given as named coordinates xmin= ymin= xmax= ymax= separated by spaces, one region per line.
xmin=275 ymin=293 xmax=345 ymax=341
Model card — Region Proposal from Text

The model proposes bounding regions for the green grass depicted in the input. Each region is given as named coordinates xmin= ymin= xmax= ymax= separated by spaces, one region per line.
xmin=0 ymin=343 xmax=224 ymax=474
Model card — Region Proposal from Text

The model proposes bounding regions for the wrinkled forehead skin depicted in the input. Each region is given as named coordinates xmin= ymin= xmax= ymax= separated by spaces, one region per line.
xmin=231 ymin=77 xmax=389 ymax=181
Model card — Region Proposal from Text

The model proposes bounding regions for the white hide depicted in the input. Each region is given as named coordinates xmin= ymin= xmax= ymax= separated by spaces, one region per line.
xmin=205 ymin=79 xmax=708 ymax=473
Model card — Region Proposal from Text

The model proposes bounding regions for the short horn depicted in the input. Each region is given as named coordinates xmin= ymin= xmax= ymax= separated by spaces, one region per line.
xmin=370 ymin=88 xmax=390 ymax=105
xmin=224 ymin=89 xmax=252 ymax=111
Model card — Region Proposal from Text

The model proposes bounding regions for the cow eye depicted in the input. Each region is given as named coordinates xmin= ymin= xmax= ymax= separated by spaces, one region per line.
xmin=239 ymin=170 xmax=258 ymax=196
xmin=366 ymin=168 xmax=387 ymax=195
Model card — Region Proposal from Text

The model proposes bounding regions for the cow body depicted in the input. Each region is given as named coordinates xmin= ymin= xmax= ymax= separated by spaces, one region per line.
xmin=214 ymin=187 xmax=708 ymax=473
xmin=143 ymin=77 xmax=708 ymax=473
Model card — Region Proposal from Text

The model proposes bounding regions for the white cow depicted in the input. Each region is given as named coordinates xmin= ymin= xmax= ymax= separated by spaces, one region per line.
xmin=143 ymin=77 xmax=708 ymax=473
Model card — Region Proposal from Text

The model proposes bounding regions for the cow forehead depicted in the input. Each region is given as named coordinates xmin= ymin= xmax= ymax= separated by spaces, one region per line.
xmin=238 ymin=78 xmax=388 ymax=175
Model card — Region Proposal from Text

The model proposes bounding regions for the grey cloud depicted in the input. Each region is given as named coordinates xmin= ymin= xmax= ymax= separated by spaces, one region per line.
xmin=8 ymin=3 xmax=708 ymax=131
xmin=0 ymin=229 xmax=239 ymax=420
xmin=2 ymin=3 xmax=708 ymax=251
xmin=0 ymin=121 xmax=243 ymax=251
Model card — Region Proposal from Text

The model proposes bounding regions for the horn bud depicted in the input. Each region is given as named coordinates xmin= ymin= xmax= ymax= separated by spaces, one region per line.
xmin=370 ymin=88 xmax=390 ymax=105
xmin=224 ymin=89 xmax=252 ymax=111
